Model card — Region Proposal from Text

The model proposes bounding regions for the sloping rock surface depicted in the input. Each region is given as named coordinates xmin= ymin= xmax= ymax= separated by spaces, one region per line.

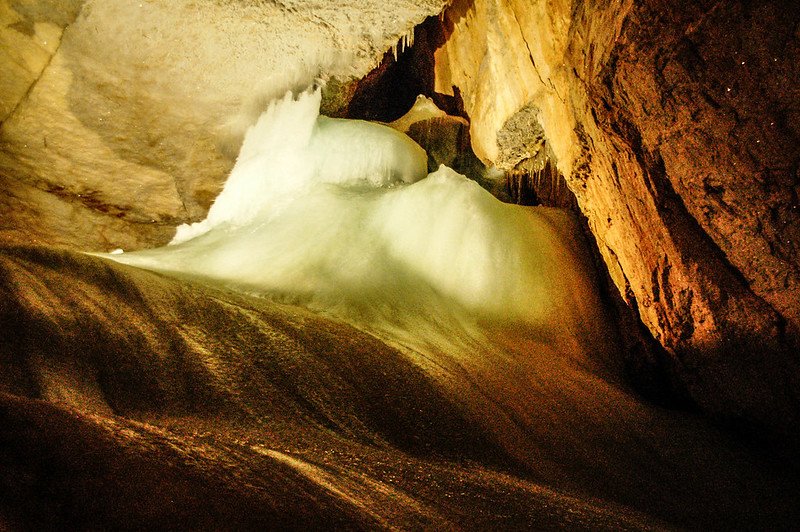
xmin=2 ymin=245 xmax=799 ymax=528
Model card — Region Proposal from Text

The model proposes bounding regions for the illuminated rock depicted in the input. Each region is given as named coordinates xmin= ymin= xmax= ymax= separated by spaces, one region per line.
xmin=431 ymin=0 xmax=800 ymax=444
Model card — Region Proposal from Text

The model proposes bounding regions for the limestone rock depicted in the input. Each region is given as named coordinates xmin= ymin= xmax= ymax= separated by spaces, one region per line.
xmin=0 ymin=0 xmax=447 ymax=251
xmin=432 ymin=0 xmax=800 ymax=445
xmin=388 ymin=95 xmax=485 ymax=180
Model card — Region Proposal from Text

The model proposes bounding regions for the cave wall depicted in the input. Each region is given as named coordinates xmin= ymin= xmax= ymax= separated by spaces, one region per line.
xmin=433 ymin=0 xmax=800 ymax=444
xmin=584 ymin=1 xmax=800 ymax=442
xmin=0 ymin=0 xmax=446 ymax=250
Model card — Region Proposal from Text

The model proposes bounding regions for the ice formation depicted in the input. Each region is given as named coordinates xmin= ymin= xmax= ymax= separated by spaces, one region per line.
xmin=171 ymin=88 xmax=427 ymax=243
xmin=391 ymin=27 xmax=415 ymax=61
xmin=106 ymin=87 xmax=607 ymax=358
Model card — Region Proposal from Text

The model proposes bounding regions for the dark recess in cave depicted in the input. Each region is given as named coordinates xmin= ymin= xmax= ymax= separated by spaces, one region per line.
xmin=504 ymin=156 xmax=580 ymax=210
xmin=347 ymin=16 xmax=467 ymax=122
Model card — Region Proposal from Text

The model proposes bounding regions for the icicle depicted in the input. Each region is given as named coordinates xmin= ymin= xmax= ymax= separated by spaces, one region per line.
xmin=392 ymin=27 xmax=415 ymax=61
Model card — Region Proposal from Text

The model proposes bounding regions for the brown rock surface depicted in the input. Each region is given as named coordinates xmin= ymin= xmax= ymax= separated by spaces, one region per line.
xmin=387 ymin=95 xmax=486 ymax=183
xmin=2 ymin=244 xmax=799 ymax=528
xmin=432 ymin=0 xmax=800 ymax=445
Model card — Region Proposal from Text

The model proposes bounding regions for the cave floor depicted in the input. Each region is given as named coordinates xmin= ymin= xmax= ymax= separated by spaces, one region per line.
xmin=1 ymin=245 xmax=798 ymax=530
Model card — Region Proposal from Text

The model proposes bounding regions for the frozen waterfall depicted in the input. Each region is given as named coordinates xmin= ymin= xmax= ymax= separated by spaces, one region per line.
xmin=104 ymin=88 xmax=610 ymax=359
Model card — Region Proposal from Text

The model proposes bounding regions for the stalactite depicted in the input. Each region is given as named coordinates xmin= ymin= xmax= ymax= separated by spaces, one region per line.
xmin=391 ymin=26 xmax=416 ymax=62
xmin=503 ymin=148 xmax=579 ymax=210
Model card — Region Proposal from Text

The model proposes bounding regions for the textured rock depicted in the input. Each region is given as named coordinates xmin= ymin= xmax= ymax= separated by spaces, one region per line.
xmin=432 ymin=0 xmax=800 ymax=446
xmin=582 ymin=1 xmax=800 ymax=443
xmin=388 ymin=95 xmax=485 ymax=182
xmin=495 ymin=104 xmax=578 ymax=208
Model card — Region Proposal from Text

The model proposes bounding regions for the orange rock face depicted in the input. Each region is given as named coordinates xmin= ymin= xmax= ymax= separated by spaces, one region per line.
xmin=431 ymin=0 xmax=800 ymax=445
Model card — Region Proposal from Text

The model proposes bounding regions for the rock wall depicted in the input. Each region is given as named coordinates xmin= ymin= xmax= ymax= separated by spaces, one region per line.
xmin=433 ymin=0 xmax=800 ymax=446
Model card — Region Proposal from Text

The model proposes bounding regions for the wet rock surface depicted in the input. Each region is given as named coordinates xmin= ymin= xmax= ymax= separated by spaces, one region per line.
xmin=2 ymin=245 xmax=799 ymax=529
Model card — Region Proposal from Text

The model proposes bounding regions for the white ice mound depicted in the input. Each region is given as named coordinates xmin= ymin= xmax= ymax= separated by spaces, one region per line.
xmin=172 ymin=88 xmax=427 ymax=243
xmin=107 ymin=88 xmax=604 ymax=353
